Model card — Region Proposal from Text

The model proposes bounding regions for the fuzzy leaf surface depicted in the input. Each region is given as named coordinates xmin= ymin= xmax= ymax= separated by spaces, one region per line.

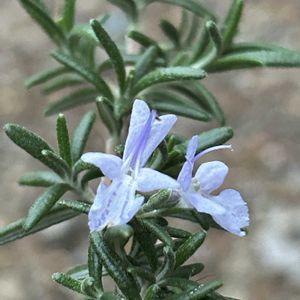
xmin=90 ymin=231 xmax=141 ymax=300
xmin=71 ymin=111 xmax=96 ymax=162
xmin=23 ymin=184 xmax=69 ymax=231
xmin=91 ymin=19 xmax=126 ymax=92
xmin=4 ymin=123 xmax=54 ymax=167
xmin=133 ymin=67 xmax=206 ymax=94
xmin=0 ymin=206 xmax=79 ymax=245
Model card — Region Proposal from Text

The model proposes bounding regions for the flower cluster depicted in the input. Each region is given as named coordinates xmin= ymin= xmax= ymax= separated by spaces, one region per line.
xmin=82 ymin=100 xmax=249 ymax=236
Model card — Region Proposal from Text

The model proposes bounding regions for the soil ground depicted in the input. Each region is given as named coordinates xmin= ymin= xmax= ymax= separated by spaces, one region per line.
xmin=1 ymin=1 xmax=300 ymax=299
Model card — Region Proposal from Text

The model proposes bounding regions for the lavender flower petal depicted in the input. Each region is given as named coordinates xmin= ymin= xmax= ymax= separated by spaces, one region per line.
xmin=118 ymin=195 xmax=144 ymax=225
xmin=81 ymin=152 xmax=122 ymax=180
xmin=140 ymin=114 xmax=177 ymax=167
xmin=88 ymin=175 xmax=140 ymax=231
xmin=108 ymin=175 xmax=141 ymax=226
xmin=186 ymin=135 xmax=198 ymax=160
xmin=212 ymin=189 xmax=249 ymax=237
xmin=185 ymin=192 xmax=226 ymax=215
xmin=123 ymin=99 xmax=150 ymax=162
xmin=88 ymin=182 xmax=110 ymax=231
xmin=130 ymin=110 xmax=156 ymax=169
xmin=137 ymin=168 xmax=180 ymax=192
xmin=195 ymin=161 xmax=229 ymax=194
xmin=177 ymin=161 xmax=194 ymax=192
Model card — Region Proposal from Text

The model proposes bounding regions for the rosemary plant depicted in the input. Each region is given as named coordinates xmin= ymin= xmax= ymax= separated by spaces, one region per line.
xmin=1 ymin=0 xmax=300 ymax=299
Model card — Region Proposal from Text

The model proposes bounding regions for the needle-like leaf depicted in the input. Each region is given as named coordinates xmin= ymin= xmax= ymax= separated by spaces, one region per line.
xmin=91 ymin=19 xmax=126 ymax=92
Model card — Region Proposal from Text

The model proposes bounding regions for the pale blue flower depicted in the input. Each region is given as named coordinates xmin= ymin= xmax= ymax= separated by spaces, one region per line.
xmin=82 ymin=100 xmax=179 ymax=231
xmin=177 ymin=136 xmax=249 ymax=237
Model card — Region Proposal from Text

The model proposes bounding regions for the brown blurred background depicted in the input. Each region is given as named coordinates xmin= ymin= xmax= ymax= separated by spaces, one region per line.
xmin=1 ymin=1 xmax=300 ymax=299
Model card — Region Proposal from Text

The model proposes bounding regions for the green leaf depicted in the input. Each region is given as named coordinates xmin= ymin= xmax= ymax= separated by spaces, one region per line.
xmin=222 ymin=0 xmax=244 ymax=50
xmin=88 ymin=242 xmax=103 ymax=290
xmin=191 ymin=17 xmax=210 ymax=62
xmin=160 ymin=19 xmax=180 ymax=48
xmin=72 ymin=159 xmax=99 ymax=178
xmin=194 ymin=127 xmax=233 ymax=153
xmin=42 ymin=74 xmax=84 ymax=95
xmin=141 ymin=190 xmax=173 ymax=213
xmin=69 ymin=14 xmax=109 ymax=48
xmin=166 ymin=280 xmax=223 ymax=300
xmin=156 ymin=246 xmax=176 ymax=280
xmin=206 ymin=21 xmax=223 ymax=56
xmin=128 ymin=30 xmax=165 ymax=58
xmin=25 ymin=67 xmax=68 ymax=89
xmin=90 ymin=231 xmax=141 ymax=300
xmin=44 ymin=88 xmax=98 ymax=116
xmin=30 ymin=0 xmax=49 ymax=13
xmin=192 ymin=211 xmax=212 ymax=231
xmin=61 ymin=0 xmax=76 ymax=32
xmin=169 ymin=263 xmax=204 ymax=279
xmin=142 ymin=220 xmax=174 ymax=248
xmin=96 ymin=97 xmax=119 ymax=135
xmin=207 ymin=46 xmax=300 ymax=72
xmin=224 ymin=42 xmax=280 ymax=53
xmin=175 ymin=231 xmax=206 ymax=268
xmin=100 ymin=292 xmax=125 ymax=300
xmin=19 ymin=171 xmax=64 ymax=187
xmin=144 ymin=284 xmax=161 ymax=300
xmin=134 ymin=46 xmax=158 ymax=83
xmin=4 ymin=123 xmax=54 ymax=168
xmin=145 ymin=91 xmax=211 ymax=122
xmin=80 ymin=276 xmax=99 ymax=297
xmin=99 ymin=52 xmax=165 ymax=72
xmin=80 ymin=169 xmax=103 ymax=186
xmin=57 ymin=114 xmax=72 ymax=166
xmin=19 ymin=0 xmax=66 ymax=45
xmin=51 ymin=51 xmax=113 ymax=99
xmin=161 ymin=208 xmax=217 ymax=231
xmin=127 ymin=266 xmax=156 ymax=283
xmin=183 ymin=14 xmax=201 ymax=47
xmin=149 ymin=0 xmax=216 ymax=21
xmin=161 ymin=277 xmax=198 ymax=290
xmin=52 ymin=272 xmax=84 ymax=294
xmin=104 ymin=224 xmax=134 ymax=250
xmin=91 ymin=19 xmax=126 ymax=92
xmin=192 ymin=21 xmax=223 ymax=68
xmin=170 ymin=126 xmax=234 ymax=162
xmin=146 ymin=140 xmax=169 ymax=170
xmin=133 ymin=67 xmax=206 ymax=95
xmin=107 ymin=0 xmax=138 ymax=21
xmin=158 ymin=207 xmax=195 ymax=220
xmin=188 ymin=82 xmax=225 ymax=125
xmin=166 ymin=227 xmax=191 ymax=239
xmin=132 ymin=219 xmax=158 ymax=270
xmin=178 ymin=9 xmax=188 ymax=37
xmin=0 ymin=206 xmax=79 ymax=245
xmin=71 ymin=111 xmax=96 ymax=162
xmin=70 ymin=23 xmax=98 ymax=45
xmin=23 ymin=184 xmax=69 ymax=231
xmin=76 ymin=36 xmax=97 ymax=68
xmin=57 ymin=199 xmax=91 ymax=214
xmin=66 ymin=264 xmax=109 ymax=281
xmin=66 ymin=264 xmax=89 ymax=281
xmin=41 ymin=150 xmax=71 ymax=177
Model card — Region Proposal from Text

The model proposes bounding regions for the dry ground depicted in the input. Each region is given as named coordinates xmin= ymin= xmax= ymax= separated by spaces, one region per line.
xmin=1 ymin=1 xmax=300 ymax=299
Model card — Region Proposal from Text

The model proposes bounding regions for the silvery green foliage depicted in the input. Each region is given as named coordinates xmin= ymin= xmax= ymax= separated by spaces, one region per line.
xmin=1 ymin=0 xmax=299 ymax=299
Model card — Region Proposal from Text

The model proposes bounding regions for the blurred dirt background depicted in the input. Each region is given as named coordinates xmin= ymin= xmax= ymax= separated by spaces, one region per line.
xmin=1 ymin=0 xmax=300 ymax=299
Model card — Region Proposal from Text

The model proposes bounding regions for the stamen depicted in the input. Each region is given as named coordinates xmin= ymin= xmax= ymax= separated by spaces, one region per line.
xmin=193 ymin=145 xmax=232 ymax=162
